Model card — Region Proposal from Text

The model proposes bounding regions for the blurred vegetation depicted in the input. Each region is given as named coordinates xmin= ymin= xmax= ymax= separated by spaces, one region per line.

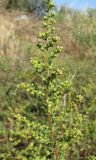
xmin=0 ymin=1 xmax=96 ymax=160
xmin=2 ymin=0 xmax=48 ymax=16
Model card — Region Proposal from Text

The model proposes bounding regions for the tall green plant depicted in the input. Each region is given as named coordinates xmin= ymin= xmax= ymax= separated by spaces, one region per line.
xmin=0 ymin=0 xmax=83 ymax=159
xmin=17 ymin=0 xmax=83 ymax=159
xmin=19 ymin=0 xmax=64 ymax=159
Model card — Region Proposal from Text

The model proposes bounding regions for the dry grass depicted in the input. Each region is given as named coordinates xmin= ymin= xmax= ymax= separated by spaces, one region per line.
xmin=0 ymin=12 xmax=15 ymax=55
xmin=0 ymin=11 xmax=40 ymax=57
xmin=0 ymin=10 xmax=94 ymax=60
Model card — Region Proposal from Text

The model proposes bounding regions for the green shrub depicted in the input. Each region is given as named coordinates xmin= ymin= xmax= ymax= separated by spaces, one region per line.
xmin=0 ymin=0 xmax=96 ymax=160
xmin=15 ymin=0 xmax=84 ymax=159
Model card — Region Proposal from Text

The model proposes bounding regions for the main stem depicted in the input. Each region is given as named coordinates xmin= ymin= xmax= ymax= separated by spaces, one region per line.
xmin=46 ymin=58 xmax=59 ymax=160
xmin=47 ymin=110 xmax=59 ymax=160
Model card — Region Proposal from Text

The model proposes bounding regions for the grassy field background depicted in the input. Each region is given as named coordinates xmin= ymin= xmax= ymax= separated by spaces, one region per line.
xmin=0 ymin=5 xmax=96 ymax=159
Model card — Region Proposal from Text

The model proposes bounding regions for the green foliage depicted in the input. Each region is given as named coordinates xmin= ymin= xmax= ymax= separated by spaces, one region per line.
xmin=87 ymin=156 xmax=96 ymax=160
xmin=74 ymin=30 xmax=96 ymax=48
xmin=15 ymin=0 xmax=85 ymax=159
xmin=0 ymin=1 xmax=96 ymax=160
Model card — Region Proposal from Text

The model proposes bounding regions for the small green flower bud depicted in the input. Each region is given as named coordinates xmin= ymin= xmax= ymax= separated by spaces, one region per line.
xmin=55 ymin=46 xmax=63 ymax=53
xmin=42 ymin=22 xmax=47 ymax=28
xmin=37 ymin=42 xmax=42 ymax=48
xmin=52 ymin=36 xmax=60 ymax=42
xmin=75 ymin=95 xmax=83 ymax=102
xmin=50 ymin=18 xmax=56 ymax=23
xmin=57 ymin=69 xmax=62 ymax=75
xmin=50 ymin=12 xmax=55 ymax=17
xmin=39 ymin=32 xmax=47 ymax=40
xmin=44 ymin=16 xmax=47 ymax=20
xmin=51 ymin=27 xmax=55 ymax=32
xmin=49 ymin=2 xmax=55 ymax=9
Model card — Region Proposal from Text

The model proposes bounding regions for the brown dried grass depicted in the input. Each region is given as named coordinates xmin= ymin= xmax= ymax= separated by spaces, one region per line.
xmin=0 ymin=12 xmax=15 ymax=55
xmin=0 ymin=11 xmax=41 ymax=57
xmin=0 ymin=10 xmax=92 ymax=60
